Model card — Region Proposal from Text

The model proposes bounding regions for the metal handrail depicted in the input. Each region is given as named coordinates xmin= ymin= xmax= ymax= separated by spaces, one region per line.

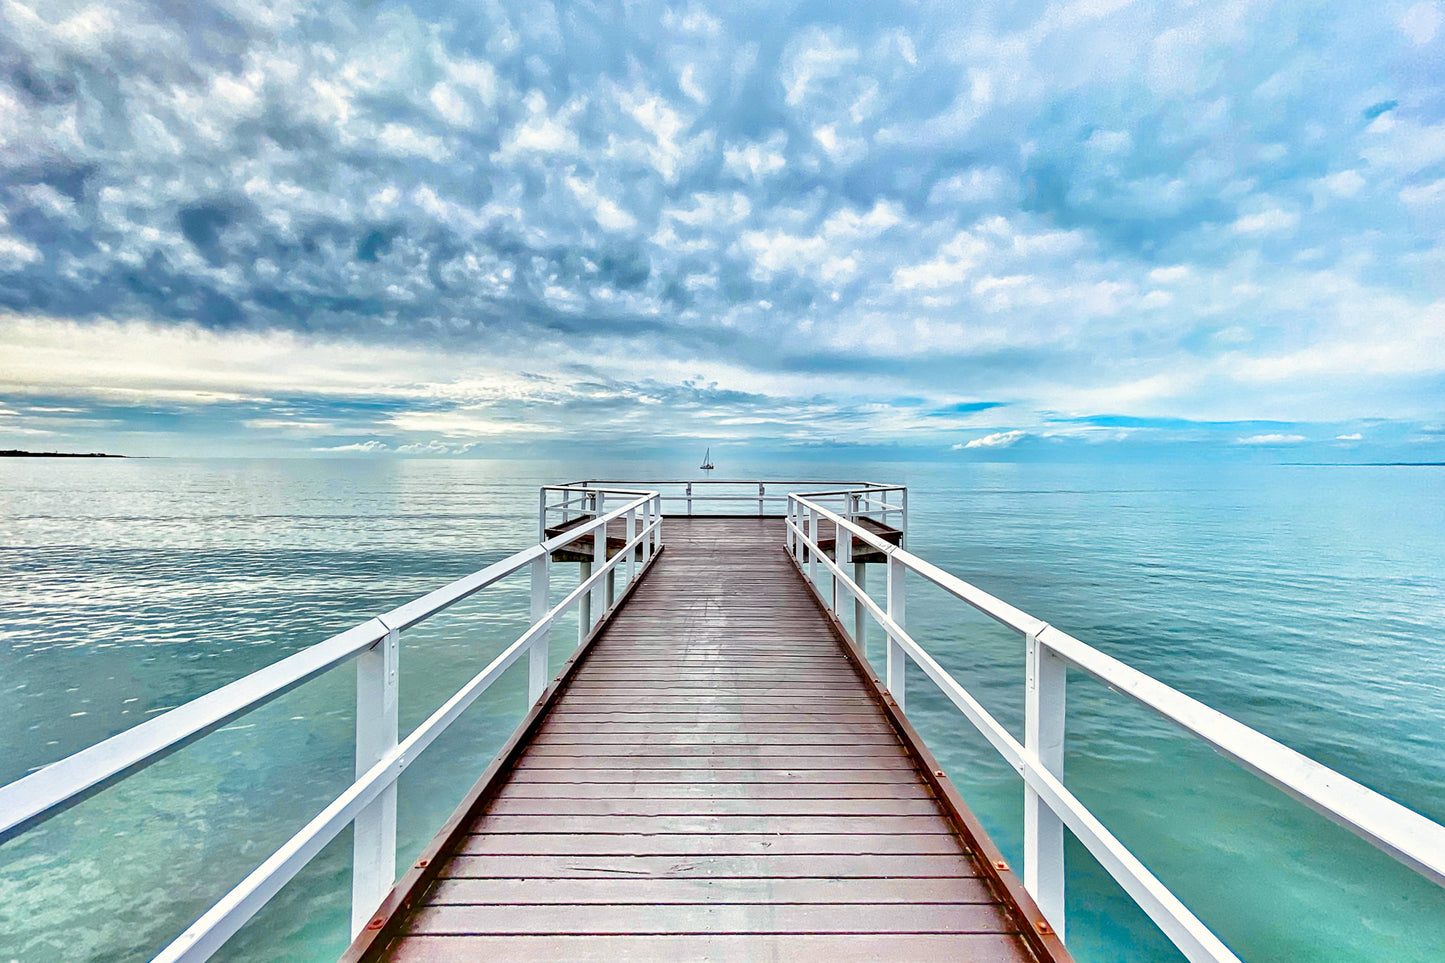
xmin=544 ymin=480 xmax=907 ymax=524
xmin=569 ymin=478 xmax=897 ymax=487
xmin=0 ymin=487 xmax=664 ymax=963
xmin=786 ymin=492 xmax=1445 ymax=963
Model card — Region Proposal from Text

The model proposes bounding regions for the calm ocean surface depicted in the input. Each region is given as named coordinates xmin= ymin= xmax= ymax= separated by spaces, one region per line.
xmin=1 ymin=457 xmax=1442 ymax=961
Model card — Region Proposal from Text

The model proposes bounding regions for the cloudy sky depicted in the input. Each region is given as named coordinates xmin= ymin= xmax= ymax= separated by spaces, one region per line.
xmin=1 ymin=0 xmax=1443 ymax=460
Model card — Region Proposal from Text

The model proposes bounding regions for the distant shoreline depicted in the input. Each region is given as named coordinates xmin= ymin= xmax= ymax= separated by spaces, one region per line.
xmin=0 ymin=450 xmax=127 ymax=458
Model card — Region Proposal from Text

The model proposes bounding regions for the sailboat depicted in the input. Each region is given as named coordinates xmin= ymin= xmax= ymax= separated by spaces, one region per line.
xmin=699 ymin=447 xmax=715 ymax=472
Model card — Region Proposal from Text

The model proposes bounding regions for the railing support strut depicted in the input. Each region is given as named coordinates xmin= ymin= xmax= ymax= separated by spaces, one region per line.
xmin=854 ymin=560 xmax=867 ymax=649
xmin=528 ymin=555 xmax=550 ymax=703
xmin=1025 ymin=625 xmax=1067 ymax=938
xmin=886 ymin=553 xmax=906 ymax=712
xmin=351 ymin=626 xmax=399 ymax=937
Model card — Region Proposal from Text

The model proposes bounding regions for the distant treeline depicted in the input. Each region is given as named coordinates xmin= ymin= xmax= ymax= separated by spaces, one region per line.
xmin=0 ymin=450 xmax=125 ymax=458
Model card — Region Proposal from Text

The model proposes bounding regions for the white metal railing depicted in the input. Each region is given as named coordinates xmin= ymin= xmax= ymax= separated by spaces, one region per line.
xmin=555 ymin=478 xmax=907 ymax=526
xmin=786 ymin=490 xmax=1445 ymax=963
xmin=0 ymin=487 xmax=664 ymax=963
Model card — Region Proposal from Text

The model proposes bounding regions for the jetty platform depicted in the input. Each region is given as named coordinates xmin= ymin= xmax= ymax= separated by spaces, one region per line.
xmin=2 ymin=479 xmax=1442 ymax=963
xmin=344 ymin=516 xmax=1062 ymax=962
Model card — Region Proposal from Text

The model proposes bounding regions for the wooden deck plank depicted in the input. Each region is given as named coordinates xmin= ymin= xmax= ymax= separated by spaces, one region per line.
xmin=520 ymin=737 xmax=901 ymax=751
xmin=532 ymin=733 xmax=904 ymax=746
xmin=426 ymin=876 xmax=997 ymax=904
xmin=470 ymin=814 xmax=946 ymax=834
xmin=512 ymin=755 xmax=915 ymax=770
xmin=368 ymin=516 xmax=1063 ymax=963
xmin=483 ymin=797 xmax=946 ymax=816
xmin=494 ymin=782 xmax=933 ymax=800
xmin=440 ymin=853 xmax=982 ymax=878
xmin=505 ymin=769 xmax=919 ymax=783
xmin=454 ymin=833 xmax=966 ymax=857
xmin=404 ymin=902 xmax=1018 ymax=935
xmin=386 ymin=934 xmax=1034 ymax=963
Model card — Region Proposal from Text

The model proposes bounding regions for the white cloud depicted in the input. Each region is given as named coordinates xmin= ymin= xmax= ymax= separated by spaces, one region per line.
xmin=1399 ymin=2 xmax=1443 ymax=45
xmin=1400 ymin=178 xmax=1445 ymax=208
xmin=0 ymin=236 xmax=42 ymax=267
xmin=387 ymin=408 xmax=562 ymax=438
xmin=566 ymin=175 xmax=636 ymax=231
xmin=723 ymin=134 xmax=787 ymax=181
xmin=1148 ymin=265 xmax=1192 ymax=284
xmin=313 ymin=440 xmax=389 ymax=453
xmin=959 ymin=430 xmax=1028 ymax=449
xmin=1232 ymin=207 xmax=1300 ymax=235
xmin=498 ymin=92 xmax=580 ymax=156
xmin=1236 ymin=433 xmax=1307 ymax=445
xmin=781 ymin=28 xmax=859 ymax=107
xmin=1318 ymin=170 xmax=1366 ymax=198
xmin=428 ymin=83 xmax=474 ymax=127
xmin=1335 ymin=433 xmax=1363 ymax=440
xmin=376 ymin=122 xmax=448 ymax=157
xmin=0 ymin=315 xmax=540 ymax=405
xmin=927 ymin=168 xmax=1011 ymax=206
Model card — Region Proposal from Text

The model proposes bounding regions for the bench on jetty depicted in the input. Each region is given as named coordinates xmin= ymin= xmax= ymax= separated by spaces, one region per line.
xmin=2 ymin=480 xmax=1443 ymax=963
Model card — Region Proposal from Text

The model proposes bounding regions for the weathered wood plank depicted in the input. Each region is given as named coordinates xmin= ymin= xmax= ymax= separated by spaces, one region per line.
xmin=522 ymin=742 xmax=905 ymax=757
xmin=471 ymin=814 xmax=947 ymax=835
xmin=533 ymin=732 xmax=902 ymax=746
xmin=441 ymin=853 xmax=980 ymax=878
xmin=427 ymin=876 xmax=996 ymax=904
xmin=455 ymin=833 xmax=965 ymax=857
xmin=538 ymin=723 xmax=896 ymax=734
xmin=386 ymin=934 xmax=1033 ymax=963
xmin=514 ymin=755 xmax=914 ymax=771
xmin=506 ymin=769 xmax=915 ymax=784
xmin=494 ymin=782 xmax=932 ymax=800
xmin=405 ymin=902 xmax=1016 ymax=935
xmin=484 ymin=797 xmax=945 ymax=817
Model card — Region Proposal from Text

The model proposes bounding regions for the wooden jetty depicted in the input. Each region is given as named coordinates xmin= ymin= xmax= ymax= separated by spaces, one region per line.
xmin=344 ymin=517 xmax=1065 ymax=962
xmin=5 ymin=479 xmax=1443 ymax=963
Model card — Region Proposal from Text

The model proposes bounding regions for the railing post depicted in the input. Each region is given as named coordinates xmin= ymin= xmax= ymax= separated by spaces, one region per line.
xmin=686 ymin=482 xmax=692 ymax=515
xmin=886 ymin=554 xmax=906 ymax=712
xmin=654 ymin=495 xmax=664 ymax=547
xmin=854 ymin=560 xmax=867 ymax=648
xmin=835 ymin=508 xmax=850 ymax=613
xmin=791 ymin=494 xmax=803 ymax=555
xmin=537 ymin=488 xmax=548 ymax=542
xmin=899 ymin=487 xmax=909 ymax=548
xmin=351 ymin=625 xmax=399 ymax=937
xmin=808 ymin=505 xmax=819 ymax=587
xmin=578 ymin=559 xmax=591 ymax=643
xmin=528 ymin=554 xmax=550 ymax=703
xmin=647 ymin=499 xmax=656 ymax=563
xmin=1025 ymin=625 xmax=1067 ymax=938
xmin=591 ymin=498 xmax=606 ymax=625
xmin=758 ymin=482 xmax=765 ymax=516
xmin=625 ymin=508 xmax=636 ymax=584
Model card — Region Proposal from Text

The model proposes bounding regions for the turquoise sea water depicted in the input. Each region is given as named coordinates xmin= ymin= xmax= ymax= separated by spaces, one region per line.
xmin=1 ymin=457 xmax=1442 ymax=961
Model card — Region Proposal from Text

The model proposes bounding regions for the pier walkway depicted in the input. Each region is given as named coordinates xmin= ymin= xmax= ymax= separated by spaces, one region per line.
xmin=345 ymin=517 xmax=1061 ymax=962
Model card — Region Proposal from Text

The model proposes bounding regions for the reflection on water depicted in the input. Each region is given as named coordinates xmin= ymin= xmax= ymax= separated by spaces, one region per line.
xmin=1 ymin=457 xmax=1442 ymax=961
